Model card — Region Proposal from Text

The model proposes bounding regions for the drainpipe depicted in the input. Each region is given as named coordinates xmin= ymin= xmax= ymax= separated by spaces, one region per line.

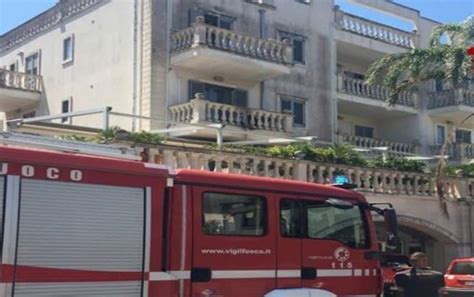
xmin=165 ymin=0 xmax=172 ymax=127
xmin=132 ymin=0 xmax=139 ymax=132
xmin=259 ymin=9 xmax=266 ymax=110
xmin=469 ymin=201 xmax=473 ymax=256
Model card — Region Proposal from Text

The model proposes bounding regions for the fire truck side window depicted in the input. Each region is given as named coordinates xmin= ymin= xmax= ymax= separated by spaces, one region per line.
xmin=202 ymin=192 xmax=266 ymax=236
xmin=306 ymin=201 xmax=369 ymax=249
xmin=280 ymin=199 xmax=301 ymax=237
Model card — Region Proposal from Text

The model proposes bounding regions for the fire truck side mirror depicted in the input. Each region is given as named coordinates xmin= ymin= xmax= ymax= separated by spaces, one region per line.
xmin=384 ymin=208 xmax=400 ymax=247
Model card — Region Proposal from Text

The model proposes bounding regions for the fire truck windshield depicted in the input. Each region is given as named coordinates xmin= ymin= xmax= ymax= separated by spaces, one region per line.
xmin=306 ymin=202 xmax=369 ymax=249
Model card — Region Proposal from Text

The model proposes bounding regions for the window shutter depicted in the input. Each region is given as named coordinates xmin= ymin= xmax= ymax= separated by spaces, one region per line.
xmin=189 ymin=80 xmax=205 ymax=100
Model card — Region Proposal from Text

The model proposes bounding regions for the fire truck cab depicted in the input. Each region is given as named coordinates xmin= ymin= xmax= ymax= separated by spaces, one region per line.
xmin=0 ymin=141 xmax=398 ymax=297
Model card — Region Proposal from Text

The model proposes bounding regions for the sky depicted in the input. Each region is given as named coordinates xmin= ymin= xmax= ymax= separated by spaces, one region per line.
xmin=0 ymin=0 xmax=473 ymax=35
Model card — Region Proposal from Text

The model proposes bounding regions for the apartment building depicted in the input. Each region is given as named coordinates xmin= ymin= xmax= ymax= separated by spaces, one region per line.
xmin=0 ymin=0 xmax=472 ymax=160
xmin=1 ymin=0 xmax=474 ymax=270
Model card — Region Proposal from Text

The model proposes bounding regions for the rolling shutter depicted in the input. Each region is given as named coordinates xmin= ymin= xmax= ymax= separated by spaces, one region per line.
xmin=14 ymin=180 xmax=145 ymax=296
xmin=14 ymin=282 xmax=142 ymax=297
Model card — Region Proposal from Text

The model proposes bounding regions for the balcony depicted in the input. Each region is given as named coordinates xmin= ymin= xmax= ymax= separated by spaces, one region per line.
xmin=0 ymin=69 xmax=42 ymax=112
xmin=170 ymin=17 xmax=292 ymax=84
xmin=168 ymin=95 xmax=293 ymax=140
xmin=338 ymin=134 xmax=416 ymax=157
xmin=337 ymin=74 xmax=418 ymax=117
xmin=428 ymin=88 xmax=474 ymax=122
xmin=334 ymin=7 xmax=418 ymax=59
xmin=430 ymin=143 xmax=474 ymax=164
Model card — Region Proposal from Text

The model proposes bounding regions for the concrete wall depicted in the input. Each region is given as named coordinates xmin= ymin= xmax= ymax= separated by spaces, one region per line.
xmin=166 ymin=0 xmax=336 ymax=141
xmin=0 ymin=1 xmax=137 ymax=129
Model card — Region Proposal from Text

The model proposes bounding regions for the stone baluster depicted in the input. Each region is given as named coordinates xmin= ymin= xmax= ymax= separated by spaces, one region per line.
xmin=395 ymin=173 xmax=404 ymax=194
xmin=362 ymin=170 xmax=371 ymax=191
xmin=308 ymin=164 xmax=316 ymax=183
xmin=354 ymin=170 xmax=362 ymax=188
xmin=413 ymin=175 xmax=420 ymax=195
xmin=328 ymin=167 xmax=336 ymax=185
xmin=374 ymin=171 xmax=382 ymax=193
xmin=317 ymin=165 xmax=326 ymax=184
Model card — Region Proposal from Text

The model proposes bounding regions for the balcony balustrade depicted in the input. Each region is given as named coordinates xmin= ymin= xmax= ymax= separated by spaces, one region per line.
xmin=335 ymin=8 xmax=417 ymax=49
xmin=0 ymin=69 xmax=43 ymax=112
xmin=337 ymin=74 xmax=417 ymax=107
xmin=431 ymin=143 xmax=474 ymax=161
xmin=169 ymin=95 xmax=293 ymax=135
xmin=428 ymin=88 xmax=474 ymax=109
xmin=169 ymin=17 xmax=292 ymax=82
xmin=137 ymin=144 xmax=472 ymax=199
xmin=338 ymin=134 xmax=416 ymax=157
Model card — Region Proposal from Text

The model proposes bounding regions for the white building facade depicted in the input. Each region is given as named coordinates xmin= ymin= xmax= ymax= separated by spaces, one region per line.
xmin=0 ymin=0 xmax=472 ymax=159
xmin=1 ymin=0 xmax=474 ymax=270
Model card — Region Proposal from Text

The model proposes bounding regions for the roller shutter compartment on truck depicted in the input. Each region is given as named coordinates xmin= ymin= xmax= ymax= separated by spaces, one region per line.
xmin=12 ymin=180 xmax=146 ymax=297
xmin=0 ymin=175 xmax=4 ymax=247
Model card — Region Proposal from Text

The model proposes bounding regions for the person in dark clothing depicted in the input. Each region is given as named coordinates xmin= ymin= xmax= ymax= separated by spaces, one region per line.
xmin=395 ymin=252 xmax=445 ymax=297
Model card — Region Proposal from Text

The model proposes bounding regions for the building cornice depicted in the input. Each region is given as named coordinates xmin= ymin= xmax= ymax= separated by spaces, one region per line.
xmin=0 ymin=0 xmax=104 ymax=55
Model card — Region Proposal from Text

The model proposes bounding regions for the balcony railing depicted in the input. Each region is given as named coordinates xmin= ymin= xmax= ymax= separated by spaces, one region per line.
xmin=137 ymin=144 xmax=472 ymax=199
xmin=338 ymin=134 xmax=416 ymax=157
xmin=169 ymin=95 xmax=293 ymax=134
xmin=431 ymin=143 xmax=474 ymax=161
xmin=170 ymin=16 xmax=293 ymax=65
xmin=334 ymin=7 xmax=417 ymax=49
xmin=428 ymin=88 xmax=474 ymax=109
xmin=337 ymin=74 xmax=417 ymax=107
xmin=0 ymin=69 xmax=43 ymax=93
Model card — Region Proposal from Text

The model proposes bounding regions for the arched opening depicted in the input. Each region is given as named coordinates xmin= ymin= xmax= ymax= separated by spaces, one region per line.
xmin=374 ymin=215 xmax=461 ymax=271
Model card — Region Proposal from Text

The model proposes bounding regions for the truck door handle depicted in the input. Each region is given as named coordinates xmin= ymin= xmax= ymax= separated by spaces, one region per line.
xmin=301 ymin=267 xmax=317 ymax=280
xmin=191 ymin=267 xmax=212 ymax=282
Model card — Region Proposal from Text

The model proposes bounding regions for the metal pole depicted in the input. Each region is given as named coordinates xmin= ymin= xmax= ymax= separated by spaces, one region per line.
xmin=7 ymin=107 xmax=113 ymax=127
xmin=216 ymin=128 xmax=224 ymax=150
xmin=102 ymin=106 xmax=112 ymax=130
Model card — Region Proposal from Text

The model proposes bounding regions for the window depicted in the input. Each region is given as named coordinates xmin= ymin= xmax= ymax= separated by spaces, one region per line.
xmin=436 ymin=125 xmax=446 ymax=145
xmin=63 ymin=36 xmax=74 ymax=63
xmin=25 ymin=53 xmax=40 ymax=75
xmin=202 ymin=192 xmax=266 ymax=236
xmin=280 ymin=199 xmax=301 ymax=237
xmin=455 ymin=129 xmax=471 ymax=144
xmin=189 ymin=8 xmax=234 ymax=29
xmin=344 ymin=71 xmax=365 ymax=80
xmin=189 ymin=81 xmax=248 ymax=107
xmin=204 ymin=12 xmax=233 ymax=30
xmin=355 ymin=125 xmax=374 ymax=138
xmin=452 ymin=262 xmax=474 ymax=275
xmin=280 ymin=31 xmax=306 ymax=64
xmin=280 ymin=199 xmax=369 ymax=249
xmin=280 ymin=96 xmax=306 ymax=127
xmin=306 ymin=201 xmax=368 ymax=249
xmin=9 ymin=63 xmax=16 ymax=71
xmin=435 ymin=79 xmax=444 ymax=92
xmin=61 ymin=98 xmax=72 ymax=123
xmin=23 ymin=111 xmax=36 ymax=119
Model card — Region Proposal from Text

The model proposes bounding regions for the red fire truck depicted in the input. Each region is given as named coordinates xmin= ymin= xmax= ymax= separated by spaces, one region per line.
xmin=0 ymin=137 xmax=399 ymax=297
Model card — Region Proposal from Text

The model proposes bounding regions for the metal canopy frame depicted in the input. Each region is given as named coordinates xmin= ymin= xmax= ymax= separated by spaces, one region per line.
xmin=6 ymin=106 xmax=317 ymax=149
